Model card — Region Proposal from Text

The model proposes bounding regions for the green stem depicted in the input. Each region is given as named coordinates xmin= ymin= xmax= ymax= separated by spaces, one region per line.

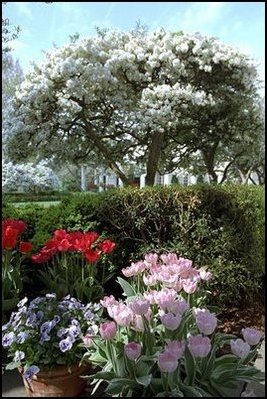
xmin=107 ymin=340 xmax=117 ymax=375
xmin=64 ymin=253 xmax=68 ymax=288
xmin=162 ymin=372 xmax=169 ymax=394
xmin=81 ymin=260 xmax=84 ymax=282
xmin=101 ymin=259 xmax=105 ymax=286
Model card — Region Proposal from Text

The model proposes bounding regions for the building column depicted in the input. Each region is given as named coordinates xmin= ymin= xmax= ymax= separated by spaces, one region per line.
xmin=80 ymin=165 xmax=86 ymax=191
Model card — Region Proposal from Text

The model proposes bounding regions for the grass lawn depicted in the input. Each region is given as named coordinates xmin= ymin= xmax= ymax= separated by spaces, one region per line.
xmin=11 ymin=201 xmax=61 ymax=207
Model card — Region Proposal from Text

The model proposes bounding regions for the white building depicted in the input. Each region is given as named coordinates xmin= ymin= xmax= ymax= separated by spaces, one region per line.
xmin=84 ymin=166 xmax=208 ymax=191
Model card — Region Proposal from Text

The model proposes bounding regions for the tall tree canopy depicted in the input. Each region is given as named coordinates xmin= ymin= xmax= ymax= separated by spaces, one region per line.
xmin=2 ymin=52 xmax=24 ymax=160
xmin=6 ymin=29 xmax=262 ymax=185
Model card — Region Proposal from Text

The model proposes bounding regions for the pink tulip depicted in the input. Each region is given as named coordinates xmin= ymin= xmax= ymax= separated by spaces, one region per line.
xmin=167 ymin=299 xmax=189 ymax=315
xmin=242 ymin=328 xmax=263 ymax=346
xmin=112 ymin=303 xmax=133 ymax=326
xmin=194 ymin=308 xmax=217 ymax=335
xmin=158 ymin=270 xmax=177 ymax=285
xmin=172 ymin=278 xmax=183 ymax=292
xmin=143 ymin=274 xmax=158 ymax=286
xmin=188 ymin=335 xmax=211 ymax=357
xmin=157 ymin=350 xmax=178 ymax=373
xmin=124 ymin=342 xmax=142 ymax=361
xmin=128 ymin=297 xmax=150 ymax=315
xmin=182 ymin=280 xmax=198 ymax=294
xmin=199 ymin=268 xmax=212 ymax=281
xmin=100 ymin=295 xmax=117 ymax=308
xmin=155 ymin=288 xmax=177 ymax=310
xmin=132 ymin=315 xmax=144 ymax=332
xmin=144 ymin=290 xmax=158 ymax=304
xmin=144 ymin=253 xmax=158 ymax=266
xmin=160 ymin=253 xmax=179 ymax=265
xmin=165 ymin=340 xmax=185 ymax=359
xmin=99 ymin=321 xmax=117 ymax=340
xmin=161 ymin=313 xmax=182 ymax=331
xmin=230 ymin=339 xmax=251 ymax=358
xmin=121 ymin=267 xmax=134 ymax=277
xmin=82 ymin=335 xmax=93 ymax=347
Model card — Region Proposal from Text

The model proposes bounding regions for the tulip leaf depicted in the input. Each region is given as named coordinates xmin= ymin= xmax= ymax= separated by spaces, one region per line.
xmin=184 ymin=347 xmax=196 ymax=385
xmin=5 ymin=361 xmax=20 ymax=370
xmin=180 ymin=383 xmax=205 ymax=397
xmin=92 ymin=371 xmax=116 ymax=381
xmin=214 ymin=354 xmax=238 ymax=366
xmin=106 ymin=378 xmax=137 ymax=395
xmin=136 ymin=373 xmax=152 ymax=387
xmin=117 ymin=277 xmax=136 ymax=297
xmin=238 ymin=348 xmax=258 ymax=365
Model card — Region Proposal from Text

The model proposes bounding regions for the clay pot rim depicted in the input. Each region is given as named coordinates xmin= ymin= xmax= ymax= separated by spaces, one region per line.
xmin=18 ymin=362 xmax=90 ymax=379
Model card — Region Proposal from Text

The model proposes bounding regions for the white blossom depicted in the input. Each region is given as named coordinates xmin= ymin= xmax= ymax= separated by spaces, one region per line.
xmin=2 ymin=161 xmax=61 ymax=193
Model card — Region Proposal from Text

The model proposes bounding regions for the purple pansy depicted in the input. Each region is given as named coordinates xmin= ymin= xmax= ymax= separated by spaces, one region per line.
xmin=2 ymin=332 xmax=16 ymax=348
xmin=14 ymin=350 xmax=25 ymax=363
xmin=59 ymin=336 xmax=73 ymax=352
xmin=23 ymin=365 xmax=40 ymax=382
xmin=17 ymin=331 xmax=29 ymax=344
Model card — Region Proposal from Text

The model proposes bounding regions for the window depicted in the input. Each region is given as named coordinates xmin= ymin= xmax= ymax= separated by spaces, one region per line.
xmin=183 ymin=174 xmax=189 ymax=186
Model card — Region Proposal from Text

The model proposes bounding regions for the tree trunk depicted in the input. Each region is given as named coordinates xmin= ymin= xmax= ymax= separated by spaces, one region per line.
xmin=145 ymin=131 xmax=164 ymax=186
xmin=202 ymin=148 xmax=218 ymax=184
xmin=83 ymin=123 xmax=131 ymax=186
xmin=237 ymin=168 xmax=252 ymax=184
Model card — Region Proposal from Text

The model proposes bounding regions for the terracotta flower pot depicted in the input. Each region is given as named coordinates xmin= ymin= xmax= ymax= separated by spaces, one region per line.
xmin=19 ymin=363 xmax=91 ymax=397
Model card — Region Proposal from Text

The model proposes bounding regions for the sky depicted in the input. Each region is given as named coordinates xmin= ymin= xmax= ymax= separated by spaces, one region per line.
xmin=3 ymin=2 xmax=265 ymax=85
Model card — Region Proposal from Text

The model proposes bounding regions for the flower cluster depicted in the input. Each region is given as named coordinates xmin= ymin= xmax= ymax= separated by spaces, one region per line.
xmin=84 ymin=252 xmax=264 ymax=397
xmin=2 ymin=219 xmax=33 ymax=312
xmin=2 ymin=160 xmax=60 ymax=193
xmin=2 ymin=219 xmax=30 ymax=251
xmin=122 ymin=252 xmax=212 ymax=295
xmin=31 ymin=229 xmax=115 ymax=264
xmin=31 ymin=229 xmax=116 ymax=302
xmin=2 ymin=294 xmax=101 ymax=383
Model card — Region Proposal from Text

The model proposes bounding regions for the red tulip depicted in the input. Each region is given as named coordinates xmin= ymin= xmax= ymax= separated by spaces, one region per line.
xmin=85 ymin=248 xmax=101 ymax=263
xmin=57 ymin=238 xmax=72 ymax=252
xmin=2 ymin=226 xmax=19 ymax=250
xmin=99 ymin=239 xmax=116 ymax=254
xmin=19 ymin=241 xmax=33 ymax=254
xmin=53 ymin=229 xmax=68 ymax=240
xmin=31 ymin=249 xmax=53 ymax=264
xmin=2 ymin=219 xmax=27 ymax=235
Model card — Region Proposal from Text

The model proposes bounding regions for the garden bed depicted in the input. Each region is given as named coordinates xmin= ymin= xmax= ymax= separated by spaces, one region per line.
xmin=217 ymin=300 xmax=265 ymax=337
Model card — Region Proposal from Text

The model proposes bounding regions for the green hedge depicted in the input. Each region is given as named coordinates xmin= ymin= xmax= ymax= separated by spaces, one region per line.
xmin=3 ymin=185 xmax=264 ymax=307
xmin=3 ymin=191 xmax=78 ymax=203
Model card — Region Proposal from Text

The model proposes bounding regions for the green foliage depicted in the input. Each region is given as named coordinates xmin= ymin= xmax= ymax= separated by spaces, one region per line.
xmin=3 ymin=185 xmax=264 ymax=307
xmin=4 ymin=191 xmax=73 ymax=203
xmin=2 ymin=201 xmax=19 ymax=219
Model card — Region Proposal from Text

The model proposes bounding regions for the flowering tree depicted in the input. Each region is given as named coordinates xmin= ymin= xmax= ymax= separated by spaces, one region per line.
xmin=2 ymin=52 xmax=24 ymax=160
xmin=6 ymin=29 xmax=261 ymax=185
xmin=2 ymin=161 xmax=61 ymax=193
xmin=177 ymin=96 xmax=264 ymax=184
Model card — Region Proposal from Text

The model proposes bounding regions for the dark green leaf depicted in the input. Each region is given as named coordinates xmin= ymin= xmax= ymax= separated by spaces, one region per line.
xmin=136 ymin=374 xmax=152 ymax=387
xmin=184 ymin=347 xmax=196 ymax=385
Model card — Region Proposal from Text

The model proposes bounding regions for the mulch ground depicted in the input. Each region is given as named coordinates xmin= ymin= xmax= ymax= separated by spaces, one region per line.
xmin=217 ymin=300 xmax=265 ymax=337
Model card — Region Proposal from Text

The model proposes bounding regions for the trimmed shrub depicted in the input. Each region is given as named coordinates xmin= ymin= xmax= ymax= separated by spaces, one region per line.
xmin=4 ymin=191 xmax=75 ymax=203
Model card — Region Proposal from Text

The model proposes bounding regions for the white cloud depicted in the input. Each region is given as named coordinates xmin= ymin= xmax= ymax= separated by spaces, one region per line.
xmin=104 ymin=2 xmax=117 ymax=20
xmin=14 ymin=2 xmax=33 ymax=19
xmin=57 ymin=2 xmax=87 ymax=22
xmin=166 ymin=2 xmax=228 ymax=35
